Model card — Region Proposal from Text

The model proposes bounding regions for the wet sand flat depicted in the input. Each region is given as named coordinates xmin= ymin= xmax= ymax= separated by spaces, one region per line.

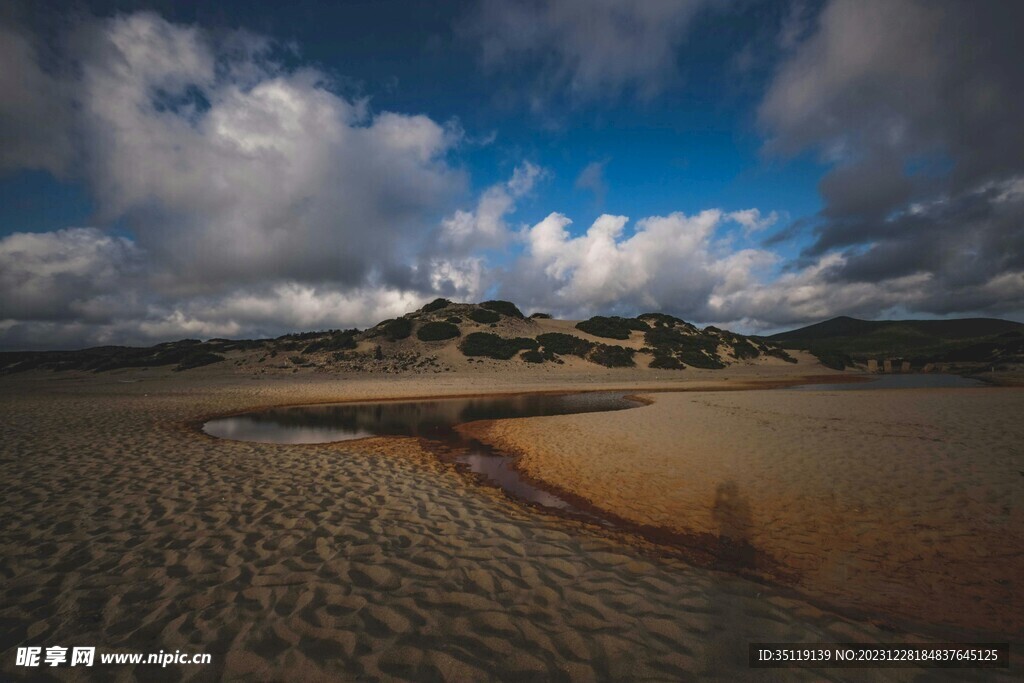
xmin=471 ymin=388 xmax=1024 ymax=638
xmin=0 ymin=371 xmax=1019 ymax=681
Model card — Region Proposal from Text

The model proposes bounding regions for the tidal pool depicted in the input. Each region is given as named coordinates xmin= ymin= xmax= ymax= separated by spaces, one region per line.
xmin=204 ymin=392 xmax=641 ymax=512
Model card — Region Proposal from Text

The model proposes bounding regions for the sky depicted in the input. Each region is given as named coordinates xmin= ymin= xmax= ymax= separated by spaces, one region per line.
xmin=1 ymin=0 xmax=1022 ymax=350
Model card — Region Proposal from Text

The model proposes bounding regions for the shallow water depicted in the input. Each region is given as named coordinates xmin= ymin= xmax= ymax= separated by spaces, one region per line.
xmin=786 ymin=373 xmax=988 ymax=391
xmin=204 ymin=392 xmax=641 ymax=511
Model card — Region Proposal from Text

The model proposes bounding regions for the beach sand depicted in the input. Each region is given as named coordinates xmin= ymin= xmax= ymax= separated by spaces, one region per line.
xmin=0 ymin=367 xmax=1019 ymax=681
xmin=470 ymin=387 xmax=1024 ymax=639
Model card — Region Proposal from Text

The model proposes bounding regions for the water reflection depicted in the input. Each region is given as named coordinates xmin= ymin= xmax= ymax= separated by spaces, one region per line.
xmin=203 ymin=392 xmax=640 ymax=511
xmin=787 ymin=373 xmax=986 ymax=391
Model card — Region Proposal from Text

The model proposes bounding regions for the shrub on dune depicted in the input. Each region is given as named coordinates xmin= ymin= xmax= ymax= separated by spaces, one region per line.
xmin=469 ymin=308 xmax=501 ymax=324
xmin=460 ymin=332 xmax=538 ymax=359
xmin=575 ymin=316 xmax=650 ymax=340
xmin=536 ymin=332 xmax=594 ymax=357
xmin=417 ymin=321 xmax=461 ymax=342
xmin=480 ymin=300 xmax=525 ymax=318
xmin=383 ymin=317 xmax=412 ymax=341
xmin=587 ymin=344 xmax=636 ymax=367
xmin=649 ymin=353 xmax=685 ymax=369
xmin=421 ymin=298 xmax=453 ymax=313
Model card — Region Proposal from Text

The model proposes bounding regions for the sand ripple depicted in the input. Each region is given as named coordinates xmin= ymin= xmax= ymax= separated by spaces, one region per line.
xmin=0 ymin=375 xmax=1017 ymax=681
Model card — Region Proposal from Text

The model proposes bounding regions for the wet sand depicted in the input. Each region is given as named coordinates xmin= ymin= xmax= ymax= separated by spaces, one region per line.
xmin=471 ymin=387 xmax=1024 ymax=640
xmin=0 ymin=369 xmax=1019 ymax=681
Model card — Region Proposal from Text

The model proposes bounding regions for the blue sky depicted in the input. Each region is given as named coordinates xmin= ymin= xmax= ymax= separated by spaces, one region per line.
xmin=1 ymin=1 xmax=1022 ymax=349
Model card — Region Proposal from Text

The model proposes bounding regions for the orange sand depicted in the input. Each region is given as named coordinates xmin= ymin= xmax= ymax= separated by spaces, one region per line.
xmin=469 ymin=387 xmax=1024 ymax=638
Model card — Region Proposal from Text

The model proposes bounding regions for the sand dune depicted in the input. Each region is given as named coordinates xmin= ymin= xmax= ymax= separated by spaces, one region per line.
xmin=0 ymin=370 xmax=1018 ymax=681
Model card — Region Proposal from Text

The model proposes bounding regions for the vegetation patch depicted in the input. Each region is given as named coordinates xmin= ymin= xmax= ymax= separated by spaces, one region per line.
xmin=638 ymin=312 xmax=690 ymax=328
xmin=460 ymin=332 xmax=538 ymax=360
xmin=536 ymin=332 xmax=594 ymax=357
xmin=445 ymin=316 xmax=462 ymax=324
xmin=587 ymin=344 xmax=636 ymax=367
xmin=416 ymin=321 xmax=461 ymax=342
xmin=765 ymin=347 xmax=797 ymax=363
xmin=521 ymin=349 xmax=561 ymax=363
xmin=481 ymin=300 xmax=525 ymax=318
xmin=575 ymin=316 xmax=650 ymax=340
xmin=382 ymin=317 xmax=412 ymax=341
xmin=529 ymin=312 xmax=552 ymax=319
xmin=468 ymin=308 xmax=501 ymax=324
xmin=644 ymin=326 xmax=725 ymax=369
xmin=809 ymin=347 xmax=853 ymax=370
xmin=421 ymin=298 xmax=452 ymax=313
xmin=649 ymin=353 xmax=685 ymax=369
xmin=302 ymin=329 xmax=359 ymax=354
xmin=730 ymin=338 xmax=761 ymax=360
xmin=175 ymin=352 xmax=225 ymax=371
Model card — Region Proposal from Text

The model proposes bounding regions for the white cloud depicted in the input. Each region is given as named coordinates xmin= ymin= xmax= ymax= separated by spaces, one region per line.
xmin=727 ymin=208 xmax=778 ymax=235
xmin=440 ymin=161 xmax=544 ymax=251
xmin=63 ymin=13 xmax=466 ymax=290
xmin=503 ymin=209 xmax=778 ymax=318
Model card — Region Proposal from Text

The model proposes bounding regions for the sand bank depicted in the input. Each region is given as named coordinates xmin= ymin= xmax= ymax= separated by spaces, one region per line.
xmin=469 ymin=387 xmax=1024 ymax=638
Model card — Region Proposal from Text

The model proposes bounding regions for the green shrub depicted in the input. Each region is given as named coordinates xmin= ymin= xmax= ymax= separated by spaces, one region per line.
xmin=421 ymin=298 xmax=452 ymax=313
xmin=810 ymin=347 xmax=852 ymax=370
xmin=481 ymin=300 xmax=525 ymax=318
xmin=417 ymin=321 xmax=461 ymax=342
xmin=644 ymin=326 xmax=726 ymax=369
xmin=302 ymin=329 xmax=358 ymax=354
xmin=645 ymin=326 xmax=718 ymax=353
xmin=576 ymin=316 xmax=650 ymax=339
xmin=469 ymin=308 xmax=501 ymax=324
xmin=521 ymin=350 xmax=546 ymax=363
xmin=536 ymin=332 xmax=594 ymax=357
xmin=638 ymin=312 xmax=688 ymax=328
xmin=174 ymin=351 xmax=225 ymax=371
xmin=529 ymin=312 xmax=552 ymax=319
xmin=445 ymin=316 xmax=462 ymax=324
xmin=587 ymin=344 xmax=636 ymax=367
xmin=677 ymin=350 xmax=726 ymax=369
xmin=765 ymin=347 xmax=798 ymax=363
xmin=460 ymin=332 xmax=538 ymax=359
xmin=383 ymin=317 xmax=412 ymax=341
xmin=649 ymin=353 xmax=685 ymax=369
xmin=730 ymin=339 xmax=761 ymax=360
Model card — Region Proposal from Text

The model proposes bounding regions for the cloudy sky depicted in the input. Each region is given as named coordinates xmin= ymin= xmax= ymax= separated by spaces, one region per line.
xmin=1 ymin=0 xmax=1022 ymax=349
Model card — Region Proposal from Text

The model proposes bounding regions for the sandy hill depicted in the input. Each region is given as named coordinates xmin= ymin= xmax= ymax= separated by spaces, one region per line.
xmin=0 ymin=299 xmax=804 ymax=376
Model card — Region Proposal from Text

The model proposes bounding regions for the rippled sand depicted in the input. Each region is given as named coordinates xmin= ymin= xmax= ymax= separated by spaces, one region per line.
xmin=472 ymin=387 xmax=1024 ymax=641
xmin=0 ymin=371 xmax=1017 ymax=681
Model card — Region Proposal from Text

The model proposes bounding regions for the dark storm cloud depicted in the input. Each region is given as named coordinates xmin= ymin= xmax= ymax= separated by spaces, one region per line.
xmin=760 ymin=0 xmax=1024 ymax=316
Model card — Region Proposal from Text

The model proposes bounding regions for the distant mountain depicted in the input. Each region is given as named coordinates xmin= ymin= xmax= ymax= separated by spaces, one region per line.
xmin=768 ymin=316 xmax=1024 ymax=365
